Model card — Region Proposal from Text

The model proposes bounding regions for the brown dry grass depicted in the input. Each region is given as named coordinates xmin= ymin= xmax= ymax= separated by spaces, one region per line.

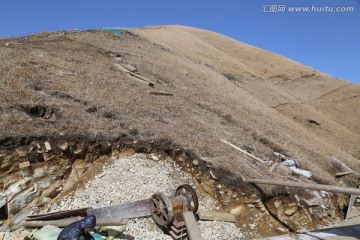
xmin=0 ymin=26 xmax=359 ymax=194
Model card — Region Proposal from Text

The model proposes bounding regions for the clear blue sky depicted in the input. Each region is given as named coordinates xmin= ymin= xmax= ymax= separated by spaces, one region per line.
xmin=1 ymin=0 xmax=359 ymax=83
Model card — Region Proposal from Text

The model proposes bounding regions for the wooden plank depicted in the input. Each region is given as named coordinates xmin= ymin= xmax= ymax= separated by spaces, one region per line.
xmin=247 ymin=179 xmax=360 ymax=195
xmin=129 ymin=72 xmax=156 ymax=87
xmin=150 ymin=91 xmax=173 ymax=96
xmin=114 ymin=63 xmax=155 ymax=87
xmin=345 ymin=194 xmax=357 ymax=220
xmin=197 ymin=210 xmax=235 ymax=222
xmin=336 ymin=171 xmax=355 ymax=177
xmin=220 ymin=139 xmax=266 ymax=164
xmin=127 ymin=74 xmax=150 ymax=86
xmin=120 ymin=63 xmax=137 ymax=72
xmin=183 ymin=211 xmax=203 ymax=240
xmin=268 ymin=162 xmax=278 ymax=173
xmin=22 ymin=217 xmax=128 ymax=228
xmin=113 ymin=63 xmax=130 ymax=73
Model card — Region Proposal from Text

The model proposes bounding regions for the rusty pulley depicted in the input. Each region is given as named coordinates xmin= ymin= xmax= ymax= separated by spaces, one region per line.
xmin=150 ymin=184 xmax=202 ymax=240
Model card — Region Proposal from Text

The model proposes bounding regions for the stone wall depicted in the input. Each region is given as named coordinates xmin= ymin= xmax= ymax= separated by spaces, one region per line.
xmin=0 ymin=135 xmax=118 ymax=229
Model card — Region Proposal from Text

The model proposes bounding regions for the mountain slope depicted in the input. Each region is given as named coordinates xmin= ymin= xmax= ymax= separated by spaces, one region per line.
xmin=1 ymin=25 xmax=359 ymax=192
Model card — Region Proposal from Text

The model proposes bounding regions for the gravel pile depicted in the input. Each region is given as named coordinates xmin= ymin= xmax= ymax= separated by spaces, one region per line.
xmin=20 ymin=154 xmax=244 ymax=239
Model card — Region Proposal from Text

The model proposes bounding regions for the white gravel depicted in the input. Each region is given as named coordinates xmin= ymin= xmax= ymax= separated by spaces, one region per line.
xmin=16 ymin=154 xmax=244 ymax=239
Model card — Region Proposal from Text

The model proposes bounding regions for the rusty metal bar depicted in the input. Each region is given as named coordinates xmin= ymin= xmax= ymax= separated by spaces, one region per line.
xmin=87 ymin=198 xmax=152 ymax=219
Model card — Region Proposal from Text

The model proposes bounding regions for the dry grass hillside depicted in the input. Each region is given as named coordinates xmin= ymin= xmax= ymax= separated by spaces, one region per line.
xmin=1 ymin=25 xmax=359 ymax=194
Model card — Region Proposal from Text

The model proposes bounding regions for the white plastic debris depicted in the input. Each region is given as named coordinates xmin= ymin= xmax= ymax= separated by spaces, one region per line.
xmin=281 ymin=159 xmax=299 ymax=168
xmin=280 ymin=159 xmax=312 ymax=178
xmin=288 ymin=166 xmax=312 ymax=179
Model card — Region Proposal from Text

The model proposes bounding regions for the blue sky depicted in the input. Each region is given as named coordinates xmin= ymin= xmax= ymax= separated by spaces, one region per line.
xmin=1 ymin=1 xmax=359 ymax=83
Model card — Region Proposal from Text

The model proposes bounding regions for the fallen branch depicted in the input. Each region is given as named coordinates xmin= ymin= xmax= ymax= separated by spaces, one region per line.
xmin=220 ymin=139 xmax=266 ymax=164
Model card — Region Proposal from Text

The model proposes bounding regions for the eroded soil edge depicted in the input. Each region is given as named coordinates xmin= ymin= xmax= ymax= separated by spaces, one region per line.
xmin=0 ymin=134 xmax=348 ymax=238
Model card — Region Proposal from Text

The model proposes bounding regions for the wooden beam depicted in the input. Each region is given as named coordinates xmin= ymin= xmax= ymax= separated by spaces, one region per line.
xmin=332 ymin=156 xmax=353 ymax=172
xmin=129 ymin=72 xmax=156 ymax=87
xmin=345 ymin=194 xmax=357 ymax=220
xmin=197 ymin=211 xmax=235 ymax=222
xmin=336 ymin=171 xmax=355 ymax=177
xmin=220 ymin=139 xmax=266 ymax=164
xmin=247 ymin=179 xmax=360 ymax=195
xmin=183 ymin=211 xmax=203 ymax=240
xmin=150 ymin=91 xmax=173 ymax=96
xmin=113 ymin=63 xmax=130 ymax=73
xmin=114 ymin=63 xmax=155 ymax=87
xmin=120 ymin=63 xmax=137 ymax=72
xmin=268 ymin=162 xmax=278 ymax=173
xmin=22 ymin=217 xmax=128 ymax=228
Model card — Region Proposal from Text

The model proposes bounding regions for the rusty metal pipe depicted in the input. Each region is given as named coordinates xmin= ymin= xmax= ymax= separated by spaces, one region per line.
xmin=247 ymin=179 xmax=360 ymax=195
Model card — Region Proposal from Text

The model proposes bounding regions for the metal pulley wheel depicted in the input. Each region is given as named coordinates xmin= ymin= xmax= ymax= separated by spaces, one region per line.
xmin=150 ymin=192 xmax=174 ymax=226
xmin=175 ymin=184 xmax=199 ymax=213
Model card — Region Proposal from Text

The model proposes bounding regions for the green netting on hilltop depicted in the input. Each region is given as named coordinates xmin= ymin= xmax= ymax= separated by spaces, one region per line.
xmin=99 ymin=28 xmax=124 ymax=35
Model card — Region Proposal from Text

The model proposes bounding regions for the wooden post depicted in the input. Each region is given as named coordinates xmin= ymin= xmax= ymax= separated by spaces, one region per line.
xmin=183 ymin=211 xmax=203 ymax=240
xmin=247 ymin=179 xmax=360 ymax=195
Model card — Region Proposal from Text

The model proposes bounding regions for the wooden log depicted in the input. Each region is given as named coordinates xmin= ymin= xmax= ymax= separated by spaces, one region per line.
xmin=22 ymin=217 xmax=128 ymax=228
xmin=197 ymin=210 xmax=235 ymax=223
xmin=183 ymin=211 xmax=203 ymax=240
xmin=220 ymin=139 xmax=266 ymax=164
xmin=247 ymin=179 xmax=360 ymax=195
